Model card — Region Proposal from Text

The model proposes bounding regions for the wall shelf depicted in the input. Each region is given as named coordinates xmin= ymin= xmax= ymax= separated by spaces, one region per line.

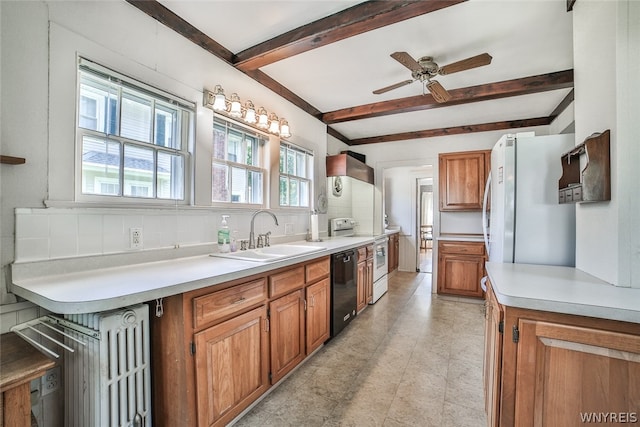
xmin=558 ymin=129 xmax=610 ymax=203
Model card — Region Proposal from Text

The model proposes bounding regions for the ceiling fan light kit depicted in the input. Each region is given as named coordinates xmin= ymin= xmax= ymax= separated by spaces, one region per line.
xmin=203 ymin=85 xmax=291 ymax=138
xmin=373 ymin=51 xmax=492 ymax=103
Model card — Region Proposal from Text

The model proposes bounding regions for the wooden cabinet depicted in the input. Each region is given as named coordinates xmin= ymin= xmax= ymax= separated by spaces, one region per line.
xmin=483 ymin=281 xmax=503 ymax=427
xmin=151 ymin=255 xmax=331 ymax=427
xmin=305 ymin=277 xmax=330 ymax=354
xmin=439 ymin=150 xmax=490 ymax=211
xmin=388 ymin=232 xmax=399 ymax=273
xmin=269 ymin=290 xmax=305 ymax=384
xmin=305 ymin=258 xmax=331 ymax=355
xmin=194 ymin=306 xmax=269 ymax=427
xmin=356 ymin=245 xmax=374 ymax=312
xmin=437 ymin=240 xmax=486 ymax=298
xmin=484 ymin=280 xmax=640 ymax=426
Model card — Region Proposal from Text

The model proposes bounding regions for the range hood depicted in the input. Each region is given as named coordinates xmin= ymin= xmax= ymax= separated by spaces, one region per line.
xmin=326 ymin=153 xmax=374 ymax=185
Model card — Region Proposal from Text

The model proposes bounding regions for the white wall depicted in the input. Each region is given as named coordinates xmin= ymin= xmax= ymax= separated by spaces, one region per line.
xmin=573 ymin=0 xmax=640 ymax=287
xmin=0 ymin=1 xmax=329 ymax=311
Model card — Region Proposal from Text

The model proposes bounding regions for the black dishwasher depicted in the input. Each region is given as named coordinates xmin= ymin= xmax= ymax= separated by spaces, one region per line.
xmin=330 ymin=249 xmax=358 ymax=337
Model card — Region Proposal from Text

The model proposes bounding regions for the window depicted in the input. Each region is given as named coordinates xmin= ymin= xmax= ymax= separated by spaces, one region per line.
xmin=279 ymin=142 xmax=314 ymax=207
xmin=77 ymin=58 xmax=194 ymax=202
xmin=212 ymin=117 xmax=265 ymax=204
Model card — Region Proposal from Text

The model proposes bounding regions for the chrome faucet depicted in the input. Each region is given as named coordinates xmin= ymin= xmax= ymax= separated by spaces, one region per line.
xmin=249 ymin=210 xmax=279 ymax=249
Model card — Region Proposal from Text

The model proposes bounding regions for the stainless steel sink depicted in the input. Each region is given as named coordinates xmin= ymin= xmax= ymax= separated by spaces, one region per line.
xmin=210 ymin=244 xmax=326 ymax=262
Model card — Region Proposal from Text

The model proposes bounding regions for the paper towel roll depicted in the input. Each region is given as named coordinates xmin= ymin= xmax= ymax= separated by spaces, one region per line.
xmin=310 ymin=213 xmax=319 ymax=241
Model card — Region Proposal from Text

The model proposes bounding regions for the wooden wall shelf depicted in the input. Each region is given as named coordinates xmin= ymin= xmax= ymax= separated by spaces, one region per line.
xmin=558 ymin=129 xmax=610 ymax=203
xmin=326 ymin=153 xmax=374 ymax=184
xmin=0 ymin=155 xmax=26 ymax=165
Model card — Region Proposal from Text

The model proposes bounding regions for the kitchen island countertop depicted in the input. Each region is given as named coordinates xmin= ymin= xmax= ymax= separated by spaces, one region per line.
xmin=485 ymin=261 xmax=640 ymax=324
xmin=10 ymin=237 xmax=374 ymax=315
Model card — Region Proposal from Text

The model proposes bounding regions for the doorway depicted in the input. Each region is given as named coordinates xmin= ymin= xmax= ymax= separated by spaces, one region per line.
xmin=417 ymin=178 xmax=433 ymax=273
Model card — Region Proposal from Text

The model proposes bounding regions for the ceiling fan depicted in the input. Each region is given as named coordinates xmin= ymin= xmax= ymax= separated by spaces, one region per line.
xmin=373 ymin=52 xmax=492 ymax=103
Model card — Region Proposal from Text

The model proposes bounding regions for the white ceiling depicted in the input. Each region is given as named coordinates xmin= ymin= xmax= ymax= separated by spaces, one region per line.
xmin=157 ymin=0 xmax=574 ymax=143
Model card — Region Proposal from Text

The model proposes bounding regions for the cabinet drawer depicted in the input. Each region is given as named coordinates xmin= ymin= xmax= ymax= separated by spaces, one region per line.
xmin=366 ymin=245 xmax=374 ymax=260
xmin=357 ymin=247 xmax=367 ymax=261
xmin=305 ymin=257 xmax=330 ymax=283
xmin=269 ymin=266 xmax=305 ymax=298
xmin=439 ymin=241 xmax=485 ymax=255
xmin=193 ymin=278 xmax=267 ymax=329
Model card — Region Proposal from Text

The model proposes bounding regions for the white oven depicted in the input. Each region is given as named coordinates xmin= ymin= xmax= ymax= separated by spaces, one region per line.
xmin=372 ymin=235 xmax=389 ymax=303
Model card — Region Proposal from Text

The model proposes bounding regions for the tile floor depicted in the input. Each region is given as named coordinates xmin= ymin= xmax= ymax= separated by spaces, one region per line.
xmin=233 ymin=271 xmax=487 ymax=427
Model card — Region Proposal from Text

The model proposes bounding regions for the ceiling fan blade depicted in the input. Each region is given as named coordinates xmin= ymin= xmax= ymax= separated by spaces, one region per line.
xmin=426 ymin=80 xmax=451 ymax=103
xmin=390 ymin=51 xmax=423 ymax=73
xmin=439 ymin=53 xmax=492 ymax=75
xmin=373 ymin=79 xmax=414 ymax=95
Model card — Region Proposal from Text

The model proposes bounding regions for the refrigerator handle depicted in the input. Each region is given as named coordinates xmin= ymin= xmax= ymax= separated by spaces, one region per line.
xmin=482 ymin=172 xmax=492 ymax=257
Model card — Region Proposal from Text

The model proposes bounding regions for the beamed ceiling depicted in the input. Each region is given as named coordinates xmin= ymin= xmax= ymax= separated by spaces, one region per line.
xmin=125 ymin=0 xmax=575 ymax=146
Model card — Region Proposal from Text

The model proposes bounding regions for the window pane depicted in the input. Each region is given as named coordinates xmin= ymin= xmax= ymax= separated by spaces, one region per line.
xmin=157 ymin=152 xmax=184 ymax=200
xmin=296 ymin=152 xmax=306 ymax=177
xmin=123 ymin=144 xmax=154 ymax=198
xmin=299 ymin=180 xmax=309 ymax=207
xmin=248 ymin=170 xmax=263 ymax=204
xmin=279 ymin=146 xmax=286 ymax=173
xmin=279 ymin=176 xmax=289 ymax=206
xmin=246 ymin=135 xmax=258 ymax=166
xmin=79 ymin=76 xmax=118 ymax=134
xmin=121 ymin=91 xmax=152 ymax=142
xmin=212 ymin=163 xmax=229 ymax=202
xmin=227 ymin=130 xmax=242 ymax=163
xmin=289 ymin=178 xmax=299 ymax=206
xmin=286 ymin=148 xmax=296 ymax=175
xmin=231 ymin=167 xmax=247 ymax=203
xmin=82 ymin=136 xmax=121 ymax=195
xmin=155 ymin=104 xmax=178 ymax=149
xmin=213 ymin=123 xmax=226 ymax=160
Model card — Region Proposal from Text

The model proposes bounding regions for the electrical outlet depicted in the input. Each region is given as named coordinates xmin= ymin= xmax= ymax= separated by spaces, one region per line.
xmin=41 ymin=366 xmax=61 ymax=396
xmin=130 ymin=227 xmax=143 ymax=249
xmin=284 ymin=223 xmax=294 ymax=235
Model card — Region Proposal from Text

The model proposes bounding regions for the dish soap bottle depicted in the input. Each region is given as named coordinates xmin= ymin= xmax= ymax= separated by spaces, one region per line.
xmin=218 ymin=215 xmax=230 ymax=253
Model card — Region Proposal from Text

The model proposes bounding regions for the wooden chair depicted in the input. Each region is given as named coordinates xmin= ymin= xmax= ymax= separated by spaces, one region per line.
xmin=420 ymin=225 xmax=433 ymax=250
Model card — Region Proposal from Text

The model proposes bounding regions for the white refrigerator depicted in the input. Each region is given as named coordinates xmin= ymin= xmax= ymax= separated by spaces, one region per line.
xmin=483 ymin=133 xmax=576 ymax=266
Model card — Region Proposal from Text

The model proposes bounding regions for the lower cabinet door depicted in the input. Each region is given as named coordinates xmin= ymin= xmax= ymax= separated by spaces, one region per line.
xmin=194 ymin=305 xmax=269 ymax=427
xmin=514 ymin=319 xmax=640 ymax=426
xmin=356 ymin=261 xmax=367 ymax=312
xmin=306 ymin=278 xmax=330 ymax=354
xmin=438 ymin=253 xmax=484 ymax=297
xmin=270 ymin=289 xmax=305 ymax=384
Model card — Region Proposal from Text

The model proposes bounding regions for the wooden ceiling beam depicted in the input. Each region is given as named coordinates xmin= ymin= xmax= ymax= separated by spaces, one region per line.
xmin=234 ymin=0 xmax=466 ymax=72
xmin=347 ymin=117 xmax=553 ymax=145
xmin=323 ymin=69 xmax=574 ymax=124
xmin=125 ymin=0 xmax=235 ymax=64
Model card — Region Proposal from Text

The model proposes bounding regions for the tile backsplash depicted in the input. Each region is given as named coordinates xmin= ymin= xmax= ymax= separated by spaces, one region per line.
xmin=15 ymin=207 xmax=318 ymax=263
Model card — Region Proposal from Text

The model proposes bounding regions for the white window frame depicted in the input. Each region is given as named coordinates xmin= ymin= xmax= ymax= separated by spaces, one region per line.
xmin=279 ymin=141 xmax=314 ymax=208
xmin=211 ymin=115 xmax=267 ymax=206
xmin=75 ymin=58 xmax=195 ymax=205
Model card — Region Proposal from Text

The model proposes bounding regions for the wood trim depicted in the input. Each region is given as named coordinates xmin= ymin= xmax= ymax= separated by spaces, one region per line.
xmin=0 ymin=156 xmax=26 ymax=165
xmin=349 ymin=117 xmax=553 ymax=145
xmin=323 ymin=70 xmax=574 ymax=124
xmin=124 ymin=0 xmax=235 ymax=64
xmin=549 ymin=88 xmax=574 ymax=119
xmin=234 ymin=1 xmax=466 ymax=71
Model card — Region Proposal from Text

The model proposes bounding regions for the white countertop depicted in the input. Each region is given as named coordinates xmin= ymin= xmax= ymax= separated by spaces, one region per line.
xmin=485 ymin=262 xmax=640 ymax=324
xmin=10 ymin=237 xmax=374 ymax=314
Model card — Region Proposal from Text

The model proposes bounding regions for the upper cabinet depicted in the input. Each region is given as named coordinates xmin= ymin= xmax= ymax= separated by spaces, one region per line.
xmin=439 ymin=150 xmax=491 ymax=211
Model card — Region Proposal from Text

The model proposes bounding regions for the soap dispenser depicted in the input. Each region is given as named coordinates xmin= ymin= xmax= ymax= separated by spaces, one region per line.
xmin=218 ymin=215 xmax=230 ymax=253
